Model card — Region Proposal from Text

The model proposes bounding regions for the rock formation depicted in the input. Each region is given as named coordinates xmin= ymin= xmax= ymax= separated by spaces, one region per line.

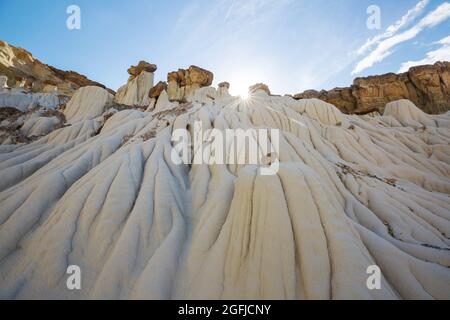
xmin=218 ymin=81 xmax=230 ymax=89
xmin=148 ymin=81 xmax=167 ymax=99
xmin=167 ymin=65 xmax=213 ymax=102
xmin=115 ymin=61 xmax=156 ymax=107
xmin=249 ymin=83 xmax=271 ymax=95
xmin=0 ymin=41 xmax=114 ymax=96
xmin=294 ymin=61 xmax=450 ymax=115
xmin=0 ymin=75 xmax=7 ymax=88
xmin=127 ymin=61 xmax=157 ymax=81
xmin=0 ymin=89 xmax=62 ymax=112
xmin=1 ymin=78 xmax=450 ymax=299
xmin=0 ymin=44 xmax=449 ymax=300
xmin=64 ymin=86 xmax=114 ymax=123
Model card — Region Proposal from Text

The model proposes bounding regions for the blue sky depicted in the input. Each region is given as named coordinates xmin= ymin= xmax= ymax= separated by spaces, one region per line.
xmin=0 ymin=0 xmax=449 ymax=95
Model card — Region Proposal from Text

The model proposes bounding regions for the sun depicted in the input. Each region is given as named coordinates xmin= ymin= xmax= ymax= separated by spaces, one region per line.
xmin=227 ymin=71 xmax=265 ymax=101
xmin=238 ymin=89 xmax=250 ymax=100
xmin=228 ymin=78 xmax=251 ymax=100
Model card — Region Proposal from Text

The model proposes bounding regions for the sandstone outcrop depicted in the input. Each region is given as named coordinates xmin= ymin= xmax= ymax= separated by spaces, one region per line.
xmin=115 ymin=60 xmax=156 ymax=107
xmin=148 ymin=81 xmax=167 ymax=99
xmin=64 ymin=86 xmax=114 ymax=123
xmin=0 ymin=41 xmax=114 ymax=96
xmin=249 ymin=83 xmax=271 ymax=95
xmin=218 ymin=81 xmax=230 ymax=89
xmin=294 ymin=61 xmax=450 ymax=114
xmin=127 ymin=61 xmax=157 ymax=81
xmin=167 ymin=65 xmax=213 ymax=102
xmin=0 ymin=89 xmax=63 ymax=112
xmin=0 ymin=75 xmax=7 ymax=88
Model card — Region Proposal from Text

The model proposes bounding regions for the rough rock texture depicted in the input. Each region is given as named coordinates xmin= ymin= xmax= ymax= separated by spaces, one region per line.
xmin=249 ymin=83 xmax=271 ymax=95
xmin=0 ymin=89 xmax=63 ymax=112
xmin=0 ymin=106 xmax=21 ymax=123
xmin=0 ymin=99 xmax=67 ymax=144
xmin=294 ymin=61 xmax=450 ymax=115
xmin=127 ymin=61 xmax=157 ymax=81
xmin=0 ymin=41 xmax=114 ymax=95
xmin=0 ymin=75 xmax=7 ymax=88
xmin=218 ymin=81 xmax=230 ymax=89
xmin=0 ymin=82 xmax=449 ymax=299
xmin=115 ymin=61 xmax=156 ymax=107
xmin=20 ymin=116 xmax=61 ymax=137
xmin=64 ymin=86 xmax=114 ymax=123
xmin=167 ymin=65 xmax=213 ymax=102
xmin=148 ymin=81 xmax=167 ymax=99
xmin=115 ymin=71 xmax=154 ymax=107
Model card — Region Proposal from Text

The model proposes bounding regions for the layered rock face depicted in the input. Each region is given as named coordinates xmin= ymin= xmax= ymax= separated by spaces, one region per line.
xmin=115 ymin=61 xmax=156 ymax=107
xmin=249 ymin=83 xmax=271 ymax=95
xmin=64 ymin=86 xmax=114 ymax=123
xmin=167 ymin=65 xmax=213 ymax=102
xmin=0 ymin=41 xmax=113 ymax=96
xmin=294 ymin=61 xmax=450 ymax=115
xmin=0 ymin=77 xmax=450 ymax=299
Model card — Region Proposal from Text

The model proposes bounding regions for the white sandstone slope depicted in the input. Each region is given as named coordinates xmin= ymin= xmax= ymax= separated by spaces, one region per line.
xmin=114 ymin=61 xmax=157 ymax=107
xmin=0 ymin=84 xmax=449 ymax=300
xmin=63 ymin=86 xmax=114 ymax=123
xmin=0 ymin=88 xmax=61 ymax=112
xmin=115 ymin=71 xmax=154 ymax=107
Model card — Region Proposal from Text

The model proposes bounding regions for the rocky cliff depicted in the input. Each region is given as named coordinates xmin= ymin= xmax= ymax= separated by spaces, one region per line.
xmin=0 ymin=41 xmax=114 ymax=96
xmin=294 ymin=61 xmax=450 ymax=114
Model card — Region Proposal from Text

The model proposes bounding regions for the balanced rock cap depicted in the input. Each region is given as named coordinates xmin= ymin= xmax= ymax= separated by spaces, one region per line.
xmin=148 ymin=81 xmax=168 ymax=98
xmin=127 ymin=61 xmax=157 ymax=78
xmin=218 ymin=82 xmax=230 ymax=89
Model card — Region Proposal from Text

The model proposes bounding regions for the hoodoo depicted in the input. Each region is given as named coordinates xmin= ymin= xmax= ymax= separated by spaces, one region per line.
xmin=0 ymin=41 xmax=449 ymax=300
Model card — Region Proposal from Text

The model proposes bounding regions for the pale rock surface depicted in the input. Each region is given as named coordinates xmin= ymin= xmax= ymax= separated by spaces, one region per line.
xmin=64 ymin=86 xmax=114 ymax=123
xmin=0 ymin=87 xmax=449 ymax=300
xmin=127 ymin=61 xmax=157 ymax=81
xmin=20 ymin=116 xmax=61 ymax=137
xmin=145 ymin=98 xmax=157 ymax=112
xmin=249 ymin=83 xmax=271 ymax=95
xmin=217 ymin=82 xmax=231 ymax=97
xmin=0 ymin=89 xmax=61 ymax=111
xmin=167 ymin=65 xmax=214 ymax=102
xmin=115 ymin=71 xmax=154 ymax=107
xmin=148 ymin=81 xmax=167 ymax=99
xmin=151 ymin=90 xmax=179 ymax=114
xmin=187 ymin=86 xmax=230 ymax=103
xmin=384 ymin=99 xmax=437 ymax=128
xmin=0 ymin=75 xmax=7 ymax=88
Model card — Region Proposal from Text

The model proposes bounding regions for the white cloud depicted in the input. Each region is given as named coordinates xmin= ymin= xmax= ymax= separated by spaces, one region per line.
xmin=352 ymin=2 xmax=450 ymax=75
xmin=435 ymin=35 xmax=450 ymax=45
xmin=398 ymin=34 xmax=450 ymax=72
xmin=357 ymin=0 xmax=430 ymax=56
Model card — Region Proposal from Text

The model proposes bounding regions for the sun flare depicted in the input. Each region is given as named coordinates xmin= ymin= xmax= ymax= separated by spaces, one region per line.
xmin=238 ymin=90 xmax=250 ymax=100
xmin=228 ymin=74 xmax=254 ymax=99
xmin=230 ymin=83 xmax=250 ymax=100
